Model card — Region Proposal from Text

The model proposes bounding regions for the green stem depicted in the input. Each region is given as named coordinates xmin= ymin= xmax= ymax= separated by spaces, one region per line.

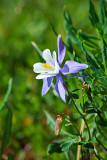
xmin=83 ymin=117 xmax=91 ymax=140
xmin=76 ymin=119 xmax=85 ymax=160
xmin=70 ymin=121 xmax=82 ymax=139
xmin=82 ymin=90 xmax=85 ymax=113
xmin=94 ymin=148 xmax=105 ymax=160
xmin=96 ymin=136 xmax=107 ymax=151
xmin=71 ymin=96 xmax=83 ymax=116
xmin=67 ymin=116 xmax=84 ymax=160
xmin=71 ymin=96 xmax=91 ymax=141
xmin=64 ymin=82 xmax=91 ymax=158
xmin=83 ymin=96 xmax=85 ymax=113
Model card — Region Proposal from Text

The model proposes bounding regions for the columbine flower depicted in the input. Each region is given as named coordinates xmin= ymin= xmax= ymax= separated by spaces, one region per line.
xmin=33 ymin=35 xmax=88 ymax=102
xmin=55 ymin=113 xmax=64 ymax=136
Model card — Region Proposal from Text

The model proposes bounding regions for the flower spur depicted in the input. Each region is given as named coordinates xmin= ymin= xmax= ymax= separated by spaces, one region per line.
xmin=33 ymin=35 xmax=88 ymax=102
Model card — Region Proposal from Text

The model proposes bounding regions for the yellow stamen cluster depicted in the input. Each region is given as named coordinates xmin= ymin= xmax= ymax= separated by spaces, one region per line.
xmin=42 ymin=63 xmax=55 ymax=71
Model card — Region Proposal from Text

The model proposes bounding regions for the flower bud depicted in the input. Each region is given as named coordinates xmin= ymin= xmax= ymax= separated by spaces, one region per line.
xmin=55 ymin=113 xmax=64 ymax=136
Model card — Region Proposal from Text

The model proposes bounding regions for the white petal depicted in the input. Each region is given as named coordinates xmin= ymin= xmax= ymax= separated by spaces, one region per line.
xmin=33 ymin=63 xmax=48 ymax=73
xmin=42 ymin=49 xmax=55 ymax=66
xmin=53 ymin=51 xmax=57 ymax=62
xmin=53 ymin=61 xmax=60 ymax=74
xmin=36 ymin=74 xmax=55 ymax=79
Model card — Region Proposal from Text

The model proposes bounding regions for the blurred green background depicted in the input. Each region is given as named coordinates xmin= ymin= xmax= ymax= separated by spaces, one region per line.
xmin=0 ymin=0 xmax=99 ymax=159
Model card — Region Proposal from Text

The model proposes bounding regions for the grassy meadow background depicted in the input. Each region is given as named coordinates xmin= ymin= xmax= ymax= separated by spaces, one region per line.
xmin=0 ymin=0 xmax=99 ymax=159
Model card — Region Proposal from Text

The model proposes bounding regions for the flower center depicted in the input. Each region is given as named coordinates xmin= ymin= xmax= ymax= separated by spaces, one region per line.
xmin=42 ymin=63 xmax=55 ymax=71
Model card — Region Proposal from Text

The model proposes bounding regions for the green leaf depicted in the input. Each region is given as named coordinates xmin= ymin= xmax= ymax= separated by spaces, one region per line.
xmin=72 ymin=89 xmax=80 ymax=92
xmin=47 ymin=142 xmax=62 ymax=155
xmin=47 ymin=136 xmax=79 ymax=154
xmin=0 ymin=105 xmax=12 ymax=159
xmin=65 ymin=123 xmax=71 ymax=127
xmin=104 ymin=111 xmax=107 ymax=118
xmin=0 ymin=79 xmax=12 ymax=111
xmin=60 ymin=137 xmax=79 ymax=152
xmin=84 ymin=142 xmax=94 ymax=149
xmin=86 ymin=54 xmax=107 ymax=87
xmin=78 ymin=30 xmax=99 ymax=40
xmin=99 ymin=95 xmax=107 ymax=102
xmin=103 ymin=21 xmax=107 ymax=42
xmin=99 ymin=0 xmax=107 ymax=25
xmin=44 ymin=110 xmax=55 ymax=131
xmin=50 ymin=23 xmax=58 ymax=37
xmin=63 ymin=7 xmax=72 ymax=25
xmin=89 ymin=0 xmax=99 ymax=28
xmin=94 ymin=148 xmax=105 ymax=160
xmin=97 ymin=119 xmax=107 ymax=127
xmin=65 ymin=117 xmax=70 ymax=123
xmin=7 ymin=153 xmax=14 ymax=160
xmin=71 ymin=93 xmax=79 ymax=99
xmin=82 ymin=42 xmax=104 ymax=70
xmin=79 ymin=141 xmax=94 ymax=149
xmin=85 ymin=87 xmax=93 ymax=102
xmin=61 ymin=137 xmax=78 ymax=144
xmin=31 ymin=41 xmax=44 ymax=62
xmin=64 ymin=12 xmax=82 ymax=50
xmin=98 ymin=77 xmax=107 ymax=87
xmin=96 ymin=135 xmax=107 ymax=151
xmin=78 ymin=141 xmax=87 ymax=145
xmin=77 ymin=30 xmax=100 ymax=51
xmin=66 ymin=36 xmax=73 ymax=54
xmin=67 ymin=31 xmax=82 ymax=50
xmin=86 ymin=105 xmax=101 ymax=114
xmin=82 ymin=41 xmax=99 ymax=52
xmin=60 ymin=143 xmax=72 ymax=152
xmin=86 ymin=108 xmax=98 ymax=114
xmin=101 ymin=40 xmax=107 ymax=73
xmin=95 ymin=116 xmax=107 ymax=144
